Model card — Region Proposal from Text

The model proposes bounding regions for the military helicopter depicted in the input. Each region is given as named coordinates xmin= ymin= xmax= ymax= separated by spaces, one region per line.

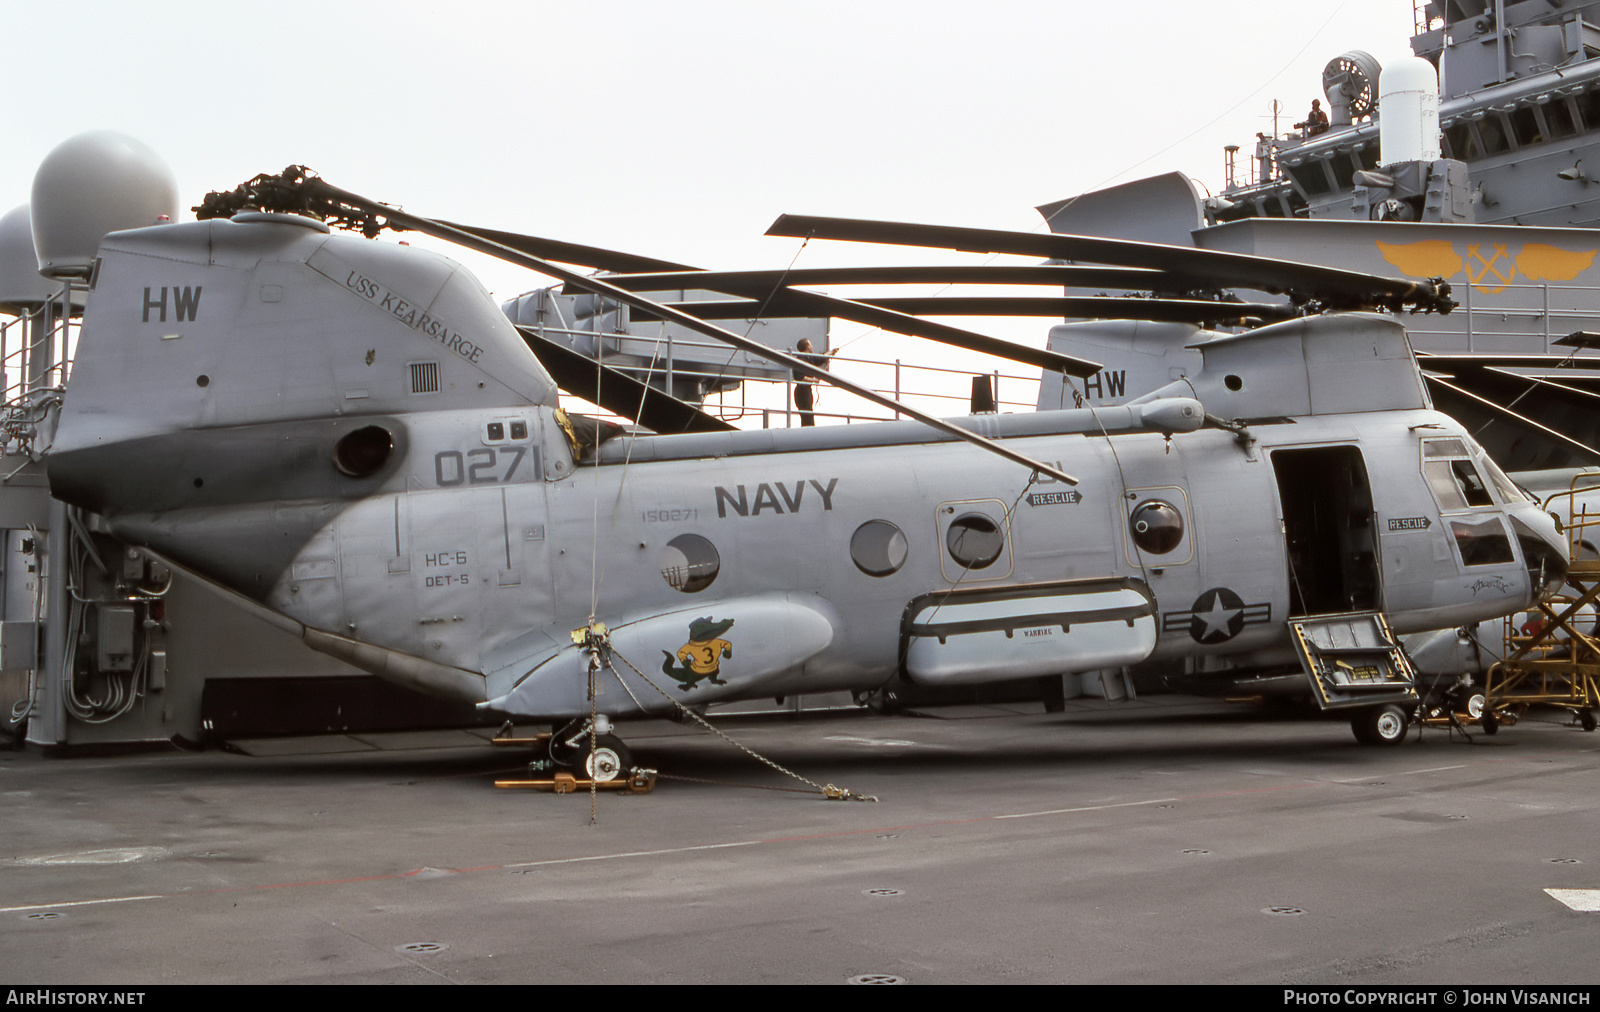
xmin=38 ymin=164 xmax=1569 ymax=773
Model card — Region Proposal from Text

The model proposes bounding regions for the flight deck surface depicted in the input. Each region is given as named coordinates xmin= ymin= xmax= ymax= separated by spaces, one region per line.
xmin=2 ymin=697 xmax=1597 ymax=985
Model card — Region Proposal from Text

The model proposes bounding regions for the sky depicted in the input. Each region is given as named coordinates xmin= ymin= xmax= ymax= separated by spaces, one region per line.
xmin=0 ymin=0 xmax=1422 ymax=419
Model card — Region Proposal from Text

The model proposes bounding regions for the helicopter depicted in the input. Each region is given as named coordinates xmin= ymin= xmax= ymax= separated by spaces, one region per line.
xmin=37 ymin=165 xmax=1571 ymax=772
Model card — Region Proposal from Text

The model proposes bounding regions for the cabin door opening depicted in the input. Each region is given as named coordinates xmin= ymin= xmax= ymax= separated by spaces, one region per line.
xmin=1271 ymin=445 xmax=1381 ymax=617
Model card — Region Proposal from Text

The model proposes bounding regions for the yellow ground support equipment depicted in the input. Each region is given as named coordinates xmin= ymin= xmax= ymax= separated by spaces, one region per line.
xmin=1484 ymin=478 xmax=1600 ymax=735
xmin=494 ymin=769 xmax=659 ymax=793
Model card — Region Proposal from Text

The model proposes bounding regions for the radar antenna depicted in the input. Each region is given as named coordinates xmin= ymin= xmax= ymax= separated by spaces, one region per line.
xmin=1323 ymin=50 xmax=1382 ymax=126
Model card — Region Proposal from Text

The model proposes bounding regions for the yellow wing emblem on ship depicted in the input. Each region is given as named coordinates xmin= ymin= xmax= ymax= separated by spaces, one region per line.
xmin=1376 ymin=240 xmax=1462 ymax=278
xmin=1514 ymin=243 xmax=1598 ymax=282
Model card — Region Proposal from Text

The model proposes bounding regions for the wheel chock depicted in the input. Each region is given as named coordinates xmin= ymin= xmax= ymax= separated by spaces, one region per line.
xmin=494 ymin=768 xmax=658 ymax=794
xmin=491 ymin=732 xmax=552 ymax=748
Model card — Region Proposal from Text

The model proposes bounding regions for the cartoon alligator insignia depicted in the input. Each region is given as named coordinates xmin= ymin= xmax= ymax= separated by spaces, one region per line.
xmin=662 ymin=616 xmax=735 ymax=690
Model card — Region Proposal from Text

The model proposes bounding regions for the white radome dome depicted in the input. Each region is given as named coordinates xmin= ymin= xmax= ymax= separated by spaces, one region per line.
xmin=0 ymin=205 xmax=60 ymax=312
xmin=31 ymin=131 xmax=178 ymax=279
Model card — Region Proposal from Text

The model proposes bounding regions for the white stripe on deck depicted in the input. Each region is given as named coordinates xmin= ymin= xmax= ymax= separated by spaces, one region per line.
xmin=1545 ymin=888 xmax=1600 ymax=911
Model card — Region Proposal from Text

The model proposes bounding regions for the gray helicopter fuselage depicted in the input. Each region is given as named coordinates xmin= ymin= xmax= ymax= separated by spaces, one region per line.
xmin=46 ymin=214 xmax=1568 ymax=721
xmin=251 ymin=405 xmax=1562 ymax=718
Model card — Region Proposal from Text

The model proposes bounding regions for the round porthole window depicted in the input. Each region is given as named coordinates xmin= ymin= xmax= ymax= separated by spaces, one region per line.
xmin=332 ymin=425 xmax=394 ymax=477
xmin=659 ymin=534 xmax=720 ymax=593
xmin=946 ymin=513 xmax=1004 ymax=570
xmin=1129 ymin=500 xmax=1184 ymax=554
xmin=851 ymin=520 xmax=908 ymax=577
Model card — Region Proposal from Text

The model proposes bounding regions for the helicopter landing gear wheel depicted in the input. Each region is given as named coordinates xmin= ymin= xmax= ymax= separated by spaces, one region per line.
xmin=570 ymin=734 xmax=633 ymax=782
xmin=1482 ymin=710 xmax=1499 ymax=735
xmin=1447 ymin=679 xmax=1486 ymax=721
xmin=1580 ymin=708 xmax=1597 ymax=733
xmin=549 ymin=721 xmax=634 ymax=783
xmin=1352 ymin=704 xmax=1410 ymax=746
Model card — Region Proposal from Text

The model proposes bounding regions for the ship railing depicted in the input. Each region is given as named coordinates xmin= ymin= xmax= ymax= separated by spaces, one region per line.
xmin=0 ymin=288 xmax=78 ymax=460
xmin=1406 ymin=279 xmax=1600 ymax=355
xmin=1414 ymin=0 xmax=1443 ymax=36
xmin=0 ymin=308 xmax=70 ymax=399
xmin=528 ymin=321 xmax=1040 ymax=428
xmin=706 ymin=351 xmax=1038 ymax=429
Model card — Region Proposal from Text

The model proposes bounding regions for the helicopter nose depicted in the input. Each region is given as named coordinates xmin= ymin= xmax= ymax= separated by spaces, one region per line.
xmin=1511 ymin=510 xmax=1569 ymax=602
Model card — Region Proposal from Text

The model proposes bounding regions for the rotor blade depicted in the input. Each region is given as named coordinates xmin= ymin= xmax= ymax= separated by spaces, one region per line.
xmin=295 ymin=177 xmax=1082 ymax=485
xmin=570 ymin=279 xmax=1099 ymax=376
xmin=442 ymin=230 xmax=1102 ymax=376
xmin=1414 ymin=353 xmax=1600 ymax=469
xmin=859 ymin=296 xmax=1295 ymax=322
xmin=640 ymin=295 xmax=1294 ymax=325
xmin=1417 ymin=354 xmax=1600 ymax=406
xmin=700 ymin=287 xmax=1100 ymax=376
xmin=766 ymin=214 xmax=1453 ymax=313
xmin=1418 ymin=352 xmax=1600 ymax=377
xmin=594 ymin=264 xmax=1177 ymax=291
xmin=1424 ymin=375 xmax=1600 ymax=469
xmin=516 ymin=326 xmax=735 ymax=434
xmin=440 ymin=221 xmax=698 ymax=274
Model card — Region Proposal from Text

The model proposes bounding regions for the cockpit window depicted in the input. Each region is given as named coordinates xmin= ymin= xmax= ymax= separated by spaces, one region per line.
xmin=1511 ymin=514 xmax=1567 ymax=597
xmin=1451 ymin=516 xmax=1515 ymax=566
xmin=1424 ymin=460 xmax=1493 ymax=509
xmin=1423 ymin=439 xmax=1495 ymax=510
xmin=1479 ymin=452 xmax=1529 ymax=504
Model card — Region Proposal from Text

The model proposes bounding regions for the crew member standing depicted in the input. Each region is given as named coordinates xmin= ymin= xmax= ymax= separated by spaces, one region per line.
xmin=1302 ymin=99 xmax=1329 ymax=137
xmin=792 ymin=338 xmax=829 ymax=427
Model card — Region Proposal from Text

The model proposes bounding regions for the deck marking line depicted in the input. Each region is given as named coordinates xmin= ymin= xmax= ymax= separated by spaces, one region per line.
xmin=1 ymin=894 xmax=164 ymax=914
xmin=996 ymin=797 xmax=1180 ymax=819
xmin=248 ymin=870 xmax=429 ymax=890
xmin=1325 ymin=764 xmax=1470 ymax=782
xmin=1322 ymin=749 xmax=1599 ymax=783
xmin=1180 ymin=782 xmax=1328 ymax=800
xmin=504 ymin=840 xmax=763 ymax=870
xmin=1545 ymin=888 xmax=1600 ymax=911
xmin=760 ymin=818 xmax=998 ymax=842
